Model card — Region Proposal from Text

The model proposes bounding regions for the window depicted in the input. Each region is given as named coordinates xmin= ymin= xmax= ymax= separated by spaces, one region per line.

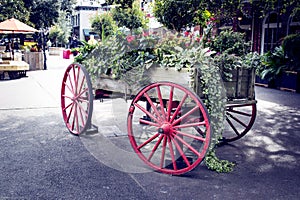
xmin=261 ymin=12 xmax=283 ymax=53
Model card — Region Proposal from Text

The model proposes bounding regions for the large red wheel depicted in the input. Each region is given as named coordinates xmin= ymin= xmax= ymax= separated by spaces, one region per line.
xmin=61 ymin=64 xmax=93 ymax=135
xmin=222 ymin=101 xmax=257 ymax=142
xmin=127 ymin=82 xmax=211 ymax=175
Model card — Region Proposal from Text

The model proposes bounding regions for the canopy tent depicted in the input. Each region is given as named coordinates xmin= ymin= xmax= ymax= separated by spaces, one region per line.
xmin=0 ymin=18 xmax=38 ymax=33
xmin=0 ymin=18 xmax=38 ymax=60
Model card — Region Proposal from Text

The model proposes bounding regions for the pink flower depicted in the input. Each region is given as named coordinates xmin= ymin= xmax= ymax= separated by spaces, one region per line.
xmin=126 ymin=35 xmax=135 ymax=43
xmin=143 ymin=31 xmax=149 ymax=37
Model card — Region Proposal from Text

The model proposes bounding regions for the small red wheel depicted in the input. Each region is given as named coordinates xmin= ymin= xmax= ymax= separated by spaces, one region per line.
xmin=61 ymin=64 xmax=93 ymax=135
xmin=222 ymin=102 xmax=257 ymax=142
xmin=127 ymin=82 xmax=211 ymax=175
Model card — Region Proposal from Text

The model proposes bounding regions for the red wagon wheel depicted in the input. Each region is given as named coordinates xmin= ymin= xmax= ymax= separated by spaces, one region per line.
xmin=61 ymin=64 xmax=93 ymax=135
xmin=127 ymin=82 xmax=211 ymax=175
xmin=222 ymin=101 xmax=257 ymax=142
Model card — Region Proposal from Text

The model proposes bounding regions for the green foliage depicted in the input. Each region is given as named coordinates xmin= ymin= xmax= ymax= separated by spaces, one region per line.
xmin=209 ymin=30 xmax=250 ymax=56
xmin=282 ymin=34 xmax=300 ymax=71
xmin=205 ymin=149 xmax=235 ymax=173
xmin=0 ymin=0 xmax=31 ymax=23
xmin=60 ymin=0 xmax=77 ymax=14
xmin=208 ymin=30 xmax=255 ymax=81
xmin=83 ymin=31 xmax=158 ymax=84
xmin=153 ymin=0 xmax=203 ymax=31
xmin=0 ymin=0 xmax=76 ymax=29
xmin=91 ymin=13 xmax=117 ymax=40
xmin=72 ymin=40 xmax=98 ymax=64
xmin=107 ymin=0 xmax=135 ymax=8
xmin=48 ymin=12 xmax=71 ymax=47
xmin=29 ymin=0 xmax=60 ymax=29
xmin=258 ymin=46 xmax=288 ymax=81
xmin=111 ymin=1 xmax=148 ymax=31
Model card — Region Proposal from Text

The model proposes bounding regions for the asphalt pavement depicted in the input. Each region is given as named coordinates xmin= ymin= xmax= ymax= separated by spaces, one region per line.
xmin=0 ymin=54 xmax=299 ymax=199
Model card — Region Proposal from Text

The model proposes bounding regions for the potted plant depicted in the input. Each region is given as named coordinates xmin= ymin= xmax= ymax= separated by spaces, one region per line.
xmin=256 ymin=46 xmax=288 ymax=88
xmin=281 ymin=34 xmax=300 ymax=92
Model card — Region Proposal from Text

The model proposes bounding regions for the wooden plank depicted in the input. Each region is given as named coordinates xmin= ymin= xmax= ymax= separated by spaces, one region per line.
xmin=0 ymin=61 xmax=29 ymax=71
xmin=94 ymin=67 xmax=193 ymax=97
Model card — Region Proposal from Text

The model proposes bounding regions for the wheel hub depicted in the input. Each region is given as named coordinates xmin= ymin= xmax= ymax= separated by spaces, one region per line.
xmin=158 ymin=123 xmax=172 ymax=134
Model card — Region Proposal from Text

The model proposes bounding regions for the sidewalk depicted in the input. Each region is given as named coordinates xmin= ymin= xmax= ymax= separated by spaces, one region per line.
xmin=0 ymin=55 xmax=299 ymax=199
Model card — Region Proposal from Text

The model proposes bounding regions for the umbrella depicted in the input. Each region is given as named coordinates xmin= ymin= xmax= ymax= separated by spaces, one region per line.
xmin=0 ymin=18 xmax=38 ymax=33
xmin=0 ymin=18 xmax=39 ymax=60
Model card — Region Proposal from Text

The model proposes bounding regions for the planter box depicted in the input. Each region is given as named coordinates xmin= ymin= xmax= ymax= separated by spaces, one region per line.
xmin=279 ymin=71 xmax=300 ymax=93
xmin=223 ymin=68 xmax=256 ymax=100
xmin=24 ymin=52 xmax=44 ymax=70
xmin=255 ymin=75 xmax=277 ymax=88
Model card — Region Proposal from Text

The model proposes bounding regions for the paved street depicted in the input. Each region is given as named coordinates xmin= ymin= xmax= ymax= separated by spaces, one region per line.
xmin=0 ymin=55 xmax=299 ymax=199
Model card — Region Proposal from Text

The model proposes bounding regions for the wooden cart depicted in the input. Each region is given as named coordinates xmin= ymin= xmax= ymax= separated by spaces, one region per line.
xmin=60 ymin=63 xmax=257 ymax=175
xmin=0 ymin=60 xmax=29 ymax=79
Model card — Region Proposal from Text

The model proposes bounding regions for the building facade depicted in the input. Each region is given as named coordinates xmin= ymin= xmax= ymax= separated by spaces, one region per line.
xmin=71 ymin=0 xmax=106 ymax=41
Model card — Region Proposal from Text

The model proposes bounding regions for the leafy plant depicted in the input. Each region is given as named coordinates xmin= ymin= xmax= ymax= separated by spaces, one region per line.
xmin=111 ymin=1 xmax=148 ymax=33
xmin=282 ymin=33 xmax=300 ymax=71
xmin=72 ymin=40 xmax=98 ymax=64
xmin=258 ymin=46 xmax=288 ymax=81
xmin=91 ymin=13 xmax=117 ymax=41
xmin=209 ymin=29 xmax=250 ymax=56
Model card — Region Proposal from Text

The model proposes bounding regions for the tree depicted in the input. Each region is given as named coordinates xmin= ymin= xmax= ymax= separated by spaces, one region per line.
xmin=0 ymin=0 xmax=30 ymax=23
xmin=91 ymin=13 xmax=117 ymax=40
xmin=106 ymin=0 xmax=135 ymax=8
xmin=30 ymin=0 xmax=60 ymax=29
xmin=107 ymin=0 xmax=147 ymax=32
xmin=153 ymin=0 xmax=203 ymax=31
xmin=60 ymin=0 xmax=77 ymax=14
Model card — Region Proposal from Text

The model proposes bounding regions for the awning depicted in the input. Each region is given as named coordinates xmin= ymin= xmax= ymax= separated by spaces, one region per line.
xmin=83 ymin=29 xmax=91 ymax=36
xmin=82 ymin=29 xmax=99 ymax=40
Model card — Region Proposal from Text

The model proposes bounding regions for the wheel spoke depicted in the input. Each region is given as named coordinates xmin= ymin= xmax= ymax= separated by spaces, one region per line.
xmin=77 ymin=101 xmax=87 ymax=125
xmin=226 ymin=117 xmax=240 ymax=136
xmin=227 ymin=108 xmax=252 ymax=117
xmin=172 ymin=106 xmax=199 ymax=126
xmin=66 ymin=102 xmax=75 ymax=123
xmin=167 ymin=86 xmax=174 ymax=121
xmin=137 ymin=133 xmax=160 ymax=150
xmin=167 ymin=136 xmax=177 ymax=170
xmin=76 ymin=66 xmax=81 ymax=92
xmin=143 ymin=92 xmax=163 ymax=122
xmin=67 ymin=71 xmax=75 ymax=94
xmin=227 ymin=113 xmax=248 ymax=128
xmin=156 ymin=86 xmax=167 ymax=120
xmin=77 ymin=73 xmax=86 ymax=96
xmin=173 ymin=133 xmax=201 ymax=157
xmin=160 ymin=135 xmax=167 ymax=169
xmin=170 ymin=136 xmax=191 ymax=167
xmin=139 ymin=119 xmax=160 ymax=127
xmin=173 ymin=121 xmax=206 ymax=129
xmin=194 ymin=126 xmax=205 ymax=137
xmin=64 ymin=81 xmax=75 ymax=95
xmin=147 ymin=135 xmax=164 ymax=161
xmin=62 ymin=95 xmax=73 ymax=100
xmin=72 ymin=66 xmax=78 ymax=93
xmin=63 ymin=102 xmax=73 ymax=111
xmin=134 ymin=103 xmax=160 ymax=124
xmin=173 ymin=130 xmax=205 ymax=142
xmin=76 ymin=86 xmax=89 ymax=99
xmin=170 ymin=93 xmax=188 ymax=123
